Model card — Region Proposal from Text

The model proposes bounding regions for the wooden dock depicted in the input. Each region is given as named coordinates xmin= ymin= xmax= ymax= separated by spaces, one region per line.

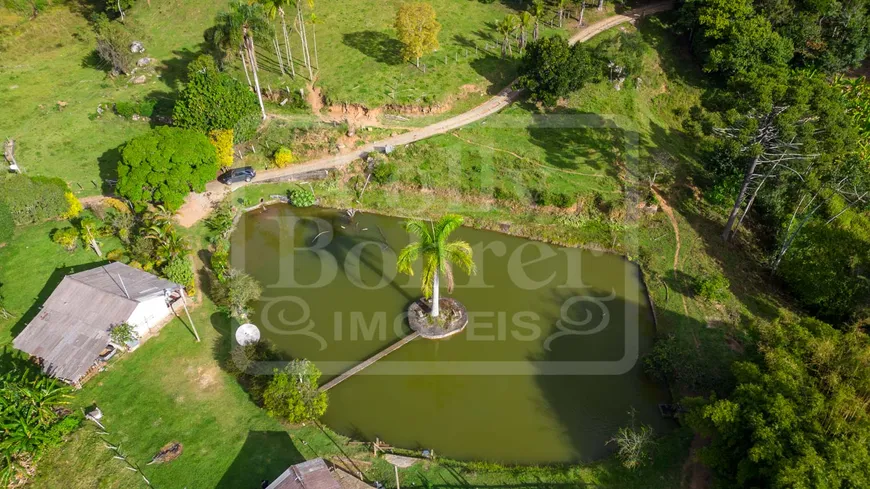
xmin=319 ymin=331 xmax=421 ymax=392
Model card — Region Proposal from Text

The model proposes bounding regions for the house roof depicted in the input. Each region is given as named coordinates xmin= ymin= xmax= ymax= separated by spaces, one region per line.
xmin=267 ymin=459 xmax=342 ymax=489
xmin=12 ymin=263 xmax=180 ymax=383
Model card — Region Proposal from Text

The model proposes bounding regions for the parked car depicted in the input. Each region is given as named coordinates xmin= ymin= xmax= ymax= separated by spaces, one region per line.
xmin=218 ymin=166 xmax=256 ymax=184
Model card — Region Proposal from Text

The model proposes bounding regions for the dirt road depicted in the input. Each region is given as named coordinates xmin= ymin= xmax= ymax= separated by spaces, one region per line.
xmin=176 ymin=2 xmax=674 ymax=227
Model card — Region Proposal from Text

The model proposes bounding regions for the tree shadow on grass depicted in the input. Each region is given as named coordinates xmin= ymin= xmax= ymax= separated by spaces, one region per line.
xmin=214 ymin=430 xmax=304 ymax=489
xmin=10 ymin=263 xmax=109 ymax=339
xmin=524 ymin=106 xmax=626 ymax=179
xmin=97 ymin=144 xmax=123 ymax=195
xmin=158 ymin=45 xmax=206 ymax=90
xmin=342 ymin=30 xmax=404 ymax=66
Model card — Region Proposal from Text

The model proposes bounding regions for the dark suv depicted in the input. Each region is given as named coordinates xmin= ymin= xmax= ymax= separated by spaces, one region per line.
xmin=218 ymin=166 xmax=256 ymax=184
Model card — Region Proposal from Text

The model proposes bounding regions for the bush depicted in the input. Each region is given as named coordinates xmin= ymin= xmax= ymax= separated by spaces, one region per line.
xmin=109 ymin=322 xmax=137 ymax=347
xmin=213 ymin=268 xmax=262 ymax=319
xmin=205 ymin=201 xmax=237 ymax=239
xmin=173 ymin=69 xmax=260 ymax=143
xmin=551 ymin=191 xmax=575 ymax=208
xmin=288 ymin=187 xmax=315 ymax=207
xmin=694 ymin=273 xmax=730 ymax=302
xmin=51 ymin=227 xmax=79 ymax=251
xmin=92 ymin=14 xmax=134 ymax=74
xmin=519 ymin=37 xmax=600 ymax=105
xmin=272 ymin=147 xmax=295 ymax=168
xmin=263 ymin=360 xmax=328 ymax=423
xmin=61 ymin=192 xmax=82 ymax=219
xmin=115 ymin=100 xmax=156 ymax=118
xmin=0 ymin=174 xmax=71 ymax=225
xmin=0 ymin=201 xmax=13 ymax=245
xmin=371 ymin=162 xmax=397 ymax=184
xmin=209 ymin=129 xmax=234 ymax=170
xmin=162 ymin=257 xmax=195 ymax=290
xmin=106 ymin=248 xmax=126 ymax=262
xmin=116 ymin=126 xmax=219 ymax=211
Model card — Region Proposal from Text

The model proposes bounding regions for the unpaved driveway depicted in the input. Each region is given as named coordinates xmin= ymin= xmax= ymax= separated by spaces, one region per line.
xmin=176 ymin=2 xmax=674 ymax=227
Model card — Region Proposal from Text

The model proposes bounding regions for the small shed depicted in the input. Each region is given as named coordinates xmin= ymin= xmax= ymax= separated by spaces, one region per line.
xmin=266 ymin=458 xmax=342 ymax=489
xmin=12 ymin=262 xmax=182 ymax=384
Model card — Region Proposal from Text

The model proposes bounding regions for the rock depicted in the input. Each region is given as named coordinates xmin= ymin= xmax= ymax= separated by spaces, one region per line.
xmin=346 ymin=128 xmax=356 ymax=137
xmin=136 ymin=57 xmax=151 ymax=67
xmin=130 ymin=41 xmax=145 ymax=53
xmin=96 ymin=105 xmax=104 ymax=115
xmin=131 ymin=75 xmax=147 ymax=84
xmin=131 ymin=114 xmax=141 ymax=121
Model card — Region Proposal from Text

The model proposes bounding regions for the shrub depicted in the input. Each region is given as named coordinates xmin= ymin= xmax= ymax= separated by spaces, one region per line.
xmin=115 ymin=100 xmax=156 ymax=118
xmin=106 ymin=248 xmax=126 ymax=262
xmin=551 ymin=191 xmax=575 ymax=208
xmin=213 ymin=268 xmax=262 ymax=319
xmin=209 ymin=129 xmax=234 ymax=170
xmin=288 ymin=187 xmax=315 ymax=207
xmin=173 ymin=69 xmax=260 ymax=143
xmin=51 ymin=227 xmax=79 ymax=251
xmin=61 ymin=192 xmax=82 ymax=219
xmin=205 ymin=201 xmax=237 ymax=239
xmin=162 ymin=257 xmax=195 ymax=290
xmin=92 ymin=14 xmax=134 ymax=74
xmin=0 ymin=201 xmax=13 ymax=245
xmin=116 ymin=126 xmax=219 ymax=211
xmin=263 ymin=360 xmax=328 ymax=423
xmin=493 ymin=183 xmax=520 ymax=202
xmin=371 ymin=162 xmax=397 ymax=184
xmin=0 ymin=174 xmax=71 ymax=225
xmin=694 ymin=273 xmax=730 ymax=302
xmin=109 ymin=322 xmax=137 ymax=347
xmin=272 ymin=146 xmax=295 ymax=168
xmin=519 ymin=37 xmax=600 ymax=105
xmin=607 ymin=410 xmax=656 ymax=470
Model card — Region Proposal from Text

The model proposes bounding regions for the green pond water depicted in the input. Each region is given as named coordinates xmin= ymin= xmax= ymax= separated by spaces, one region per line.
xmin=230 ymin=206 xmax=673 ymax=464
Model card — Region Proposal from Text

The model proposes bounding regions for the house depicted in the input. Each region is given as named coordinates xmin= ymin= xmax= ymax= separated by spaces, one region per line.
xmin=266 ymin=458 xmax=342 ymax=489
xmin=12 ymin=262 xmax=183 ymax=385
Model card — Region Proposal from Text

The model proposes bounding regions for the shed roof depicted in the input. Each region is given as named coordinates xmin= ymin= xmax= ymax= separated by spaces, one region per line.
xmin=267 ymin=459 xmax=342 ymax=489
xmin=12 ymin=263 xmax=180 ymax=383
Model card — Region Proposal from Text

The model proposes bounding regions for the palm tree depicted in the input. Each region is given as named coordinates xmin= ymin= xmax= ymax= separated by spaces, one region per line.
xmin=397 ymin=215 xmax=476 ymax=318
xmin=295 ymin=0 xmax=314 ymax=79
xmin=557 ymin=0 xmax=567 ymax=27
xmin=519 ymin=11 xmax=533 ymax=53
xmin=213 ymin=1 xmax=271 ymax=119
xmin=259 ymin=0 xmax=297 ymax=78
xmin=496 ymin=14 xmax=519 ymax=57
xmin=531 ymin=0 xmax=544 ymax=40
xmin=309 ymin=12 xmax=321 ymax=71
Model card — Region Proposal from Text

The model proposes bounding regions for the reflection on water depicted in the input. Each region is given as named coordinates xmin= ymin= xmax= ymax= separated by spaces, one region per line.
xmin=231 ymin=206 xmax=673 ymax=463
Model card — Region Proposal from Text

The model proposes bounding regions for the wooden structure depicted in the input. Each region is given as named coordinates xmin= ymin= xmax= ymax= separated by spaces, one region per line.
xmin=266 ymin=458 xmax=341 ymax=489
xmin=319 ymin=332 xmax=420 ymax=392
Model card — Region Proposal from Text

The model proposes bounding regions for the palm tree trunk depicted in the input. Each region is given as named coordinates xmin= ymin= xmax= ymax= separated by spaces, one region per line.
xmin=597 ymin=0 xmax=604 ymax=11
xmin=431 ymin=273 xmax=440 ymax=317
xmin=312 ymin=22 xmax=319 ymax=70
xmin=296 ymin=3 xmax=314 ymax=79
xmin=240 ymin=48 xmax=253 ymax=87
xmin=280 ymin=10 xmax=296 ymax=78
xmin=534 ymin=20 xmax=539 ymax=40
xmin=246 ymin=37 xmax=267 ymax=120
xmin=578 ymin=2 xmax=586 ymax=27
xmin=273 ymin=36 xmax=285 ymax=75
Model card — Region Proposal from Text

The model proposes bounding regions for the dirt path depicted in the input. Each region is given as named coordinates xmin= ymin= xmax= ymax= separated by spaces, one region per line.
xmin=175 ymin=2 xmax=675 ymax=227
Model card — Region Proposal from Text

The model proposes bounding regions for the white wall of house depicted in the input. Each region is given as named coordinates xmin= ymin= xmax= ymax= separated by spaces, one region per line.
xmin=126 ymin=296 xmax=173 ymax=337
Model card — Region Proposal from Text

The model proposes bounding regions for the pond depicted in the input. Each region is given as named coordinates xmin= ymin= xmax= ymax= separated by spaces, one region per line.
xmin=230 ymin=206 xmax=673 ymax=464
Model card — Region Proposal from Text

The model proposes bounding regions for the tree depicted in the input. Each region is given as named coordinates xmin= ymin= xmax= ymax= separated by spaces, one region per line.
xmin=686 ymin=317 xmax=870 ymax=488
xmin=257 ymin=0 xmax=294 ymax=77
xmin=92 ymin=14 xmax=135 ymax=74
xmin=78 ymin=217 xmax=103 ymax=258
xmin=51 ymin=227 xmax=79 ymax=251
xmin=163 ymin=257 xmax=195 ymax=292
xmin=0 ymin=174 xmax=72 ymax=225
xmin=213 ymin=1 xmax=272 ymax=120
xmin=213 ymin=268 xmax=262 ymax=319
xmin=116 ymin=127 xmax=219 ymax=211
xmin=394 ymin=2 xmax=441 ymax=67
xmin=518 ymin=36 xmax=599 ymax=105
xmin=556 ymin=0 xmax=567 ymax=26
xmin=173 ymin=67 xmax=260 ymax=144
xmin=531 ymin=0 xmax=544 ymax=40
xmin=109 ymin=323 xmax=138 ymax=348
xmin=518 ymin=11 xmax=533 ymax=53
xmin=263 ymin=360 xmax=327 ymax=423
xmin=397 ymin=214 xmax=476 ymax=318
xmin=607 ymin=409 xmax=656 ymax=470
xmin=496 ymin=14 xmax=518 ymax=57
xmin=295 ymin=0 xmax=314 ymax=79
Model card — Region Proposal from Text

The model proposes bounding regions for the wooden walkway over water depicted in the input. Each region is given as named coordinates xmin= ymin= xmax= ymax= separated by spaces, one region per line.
xmin=319 ymin=331 xmax=421 ymax=392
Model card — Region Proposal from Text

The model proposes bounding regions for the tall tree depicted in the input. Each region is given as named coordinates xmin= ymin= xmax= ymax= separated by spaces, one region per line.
xmin=496 ymin=14 xmax=519 ymax=57
xmin=557 ymin=0 xmax=567 ymax=26
xmin=519 ymin=11 xmax=533 ymax=53
xmin=213 ymin=1 xmax=272 ymax=120
xmin=260 ymin=0 xmax=297 ymax=78
xmin=531 ymin=0 xmax=544 ymax=40
xmin=295 ymin=0 xmax=314 ymax=79
xmin=397 ymin=214 xmax=476 ymax=318
xmin=394 ymin=2 xmax=441 ymax=68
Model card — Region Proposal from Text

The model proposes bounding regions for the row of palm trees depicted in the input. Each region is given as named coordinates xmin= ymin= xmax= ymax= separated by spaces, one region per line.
xmin=212 ymin=0 xmax=321 ymax=120
xmin=496 ymin=0 xmax=604 ymax=57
